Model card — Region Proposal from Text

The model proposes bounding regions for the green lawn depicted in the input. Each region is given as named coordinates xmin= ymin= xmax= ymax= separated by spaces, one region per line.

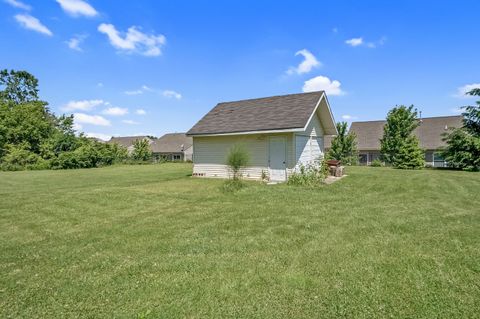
xmin=1 ymin=164 xmax=479 ymax=318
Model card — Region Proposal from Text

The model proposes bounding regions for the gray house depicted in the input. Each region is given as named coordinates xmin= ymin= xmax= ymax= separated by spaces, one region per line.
xmin=151 ymin=133 xmax=193 ymax=161
xmin=326 ymin=115 xmax=463 ymax=167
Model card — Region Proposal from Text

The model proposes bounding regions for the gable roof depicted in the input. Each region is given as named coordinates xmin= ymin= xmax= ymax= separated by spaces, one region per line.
xmin=108 ymin=136 xmax=153 ymax=148
xmin=336 ymin=116 xmax=463 ymax=151
xmin=187 ymin=91 xmax=336 ymax=136
xmin=151 ymin=133 xmax=193 ymax=153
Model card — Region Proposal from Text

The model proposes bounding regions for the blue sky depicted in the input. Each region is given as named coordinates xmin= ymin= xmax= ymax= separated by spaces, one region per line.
xmin=1 ymin=0 xmax=479 ymax=140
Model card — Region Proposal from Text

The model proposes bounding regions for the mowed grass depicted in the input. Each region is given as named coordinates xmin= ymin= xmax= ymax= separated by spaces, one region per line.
xmin=1 ymin=164 xmax=479 ymax=318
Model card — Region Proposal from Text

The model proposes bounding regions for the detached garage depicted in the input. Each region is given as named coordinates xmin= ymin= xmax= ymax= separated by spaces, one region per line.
xmin=186 ymin=91 xmax=337 ymax=182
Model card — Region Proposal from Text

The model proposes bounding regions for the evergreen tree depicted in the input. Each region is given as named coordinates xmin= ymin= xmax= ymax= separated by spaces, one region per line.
xmin=380 ymin=105 xmax=424 ymax=169
xmin=441 ymin=88 xmax=480 ymax=171
xmin=327 ymin=121 xmax=358 ymax=165
xmin=394 ymin=136 xmax=425 ymax=169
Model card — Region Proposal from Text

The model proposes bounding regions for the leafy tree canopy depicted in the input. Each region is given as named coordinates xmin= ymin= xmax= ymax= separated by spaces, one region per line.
xmin=131 ymin=139 xmax=153 ymax=161
xmin=0 ymin=69 xmax=128 ymax=170
xmin=462 ymin=88 xmax=480 ymax=137
xmin=0 ymin=69 xmax=39 ymax=104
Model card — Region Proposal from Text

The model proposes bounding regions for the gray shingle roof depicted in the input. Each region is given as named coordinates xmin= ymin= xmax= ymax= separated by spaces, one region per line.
xmin=151 ymin=133 xmax=193 ymax=153
xmin=324 ymin=116 xmax=463 ymax=150
xmin=187 ymin=91 xmax=325 ymax=135
xmin=107 ymin=136 xmax=153 ymax=148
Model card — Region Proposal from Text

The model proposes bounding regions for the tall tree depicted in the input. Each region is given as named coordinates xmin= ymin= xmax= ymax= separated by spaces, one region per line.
xmin=462 ymin=88 xmax=480 ymax=136
xmin=380 ymin=105 xmax=425 ymax=169
xmin=131 ymin=138 xmax=152 ymax=161
xmin=327 ymin=121 xmax=358 ymax=165
xmin=0 ymin=70 xmax=39 ymax=104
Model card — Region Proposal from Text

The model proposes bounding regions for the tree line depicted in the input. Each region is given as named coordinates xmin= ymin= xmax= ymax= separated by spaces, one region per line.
xmin=0 ymin=69 xmax=152 ymax=171
xmin=328 ymin=90 xmax=480 ymax=171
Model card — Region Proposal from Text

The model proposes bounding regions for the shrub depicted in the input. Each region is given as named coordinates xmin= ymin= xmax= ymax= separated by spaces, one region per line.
xmin=287 ymin=160 xmax=327 ymax=187
xmin=226 ymin=144 xmax=249 ymax=180
xmin=370 ymin=159 xmax=383 ymax=167
xmin=0 ymin=144 xmax=47 ymax=171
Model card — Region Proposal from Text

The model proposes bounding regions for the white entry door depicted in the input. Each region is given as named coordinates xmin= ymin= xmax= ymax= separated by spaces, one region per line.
xmin=269 ymin=136 xmax=286 ymax=181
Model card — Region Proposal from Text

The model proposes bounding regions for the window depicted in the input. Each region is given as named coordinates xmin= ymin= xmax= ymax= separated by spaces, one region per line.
xmin=433 ymin=152 xmax=445 ymax=167
xmin=359 ymin=154 xmax=368 ymax=165
xmin=173 ymin=154 xmax=181 ymax=161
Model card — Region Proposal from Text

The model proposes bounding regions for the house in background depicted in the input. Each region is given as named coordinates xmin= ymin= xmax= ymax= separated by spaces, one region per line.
xmin=186 ymin=91 xmax=337 ymax=182
xmin=151 ymin=133 xmax=193 ymax=161
xmin=325 ymin=115 xmax=463 ymax=167
xmin=108 ymin=136 xmax=154 ymax=154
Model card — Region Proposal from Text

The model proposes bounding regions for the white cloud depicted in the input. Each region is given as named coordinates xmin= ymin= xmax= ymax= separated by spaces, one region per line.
xmin=287 ymin=49 xmax=321 ymax=75
xmin=162 ymin=90 xmax=182 ymax=99
xmin=74 ymin=113 xmax=110 ymax=126
xmin=136 ymin=109 xmax=146 ymax=115
xmin=66 ymin=34 xmax=87 ymax=51
xmin=141 ymin=85 xmax=152 ymax=91
xmin=62 ymin=99 xmax=105 ymax=111
xmin=14 ymin=14 xmax=52 ymax=36
xmin=346 ymin=36 xmax=386 ymax=48
xmin=85 ymin=132 xmax=111 ymax=141
xmin=124 ymin=89 xmax=143 ymax=95
xmin=303 ymin=75 xmax=345 ymax=96
xmin=345 ymin=37 xmax=363 ymax=47
xmin=454 ymin=83 xmax=480 ymax=98
xmin=98 ymin=23 xmax=166 ymax=57
xmin=341 ymin=115 xmax=358 ymax=120
xmin=4 ymin=0 xmax=31 ymax=10
xmin=102 ymin=107 xmax=128 ymax=116
xmin=122 ymin=119 xmax=139 ymax=125
xmin=56 ymin=0 xmax=98 ymax=17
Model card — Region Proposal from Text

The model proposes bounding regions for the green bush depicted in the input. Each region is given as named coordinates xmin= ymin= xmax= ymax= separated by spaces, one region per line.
xmin=370 ymin=159 xmax=383 ymax=167
xmin=226 ymin=144 xmax=249 ymax=180
xmin=0 ymin=144 xmax=48 ymax=171
xmin=287 ymin=160 xmax=327 ymax=187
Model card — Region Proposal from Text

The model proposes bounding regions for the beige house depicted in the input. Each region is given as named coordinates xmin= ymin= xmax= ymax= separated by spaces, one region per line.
xmin=186 ymin=91 xmax=337 ymax=182
xmin=325 ymin=116 xmax=463 ymax=167
xmin=151 ymin=133 xmax=193 ymax=161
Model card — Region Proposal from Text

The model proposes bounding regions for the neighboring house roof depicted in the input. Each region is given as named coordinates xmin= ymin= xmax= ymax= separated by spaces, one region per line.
xmin=151 ymin=133 xmax=193 ymax=153
xmin=327 ymin=116 xmax=463 ymax=151
xmin=87 ymin=137 xmax=106 ymax=143
xmin=187 ymin=91 xmax=337 ymax=136
xmin=108 ymin=136 xmax=153 ymax=148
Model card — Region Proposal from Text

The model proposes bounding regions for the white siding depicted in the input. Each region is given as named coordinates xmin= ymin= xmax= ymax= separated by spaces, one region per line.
xmin=191 ymin=110 xmax=325 ymax=181
xmin=294 ymin=111 xmax=325 ymax=169
xmin=183 ymin=145 xmax=193 ymax=161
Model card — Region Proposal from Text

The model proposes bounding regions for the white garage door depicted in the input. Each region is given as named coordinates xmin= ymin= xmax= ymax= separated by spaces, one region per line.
xmin=295 ymin=135 xmax=323 ymax=169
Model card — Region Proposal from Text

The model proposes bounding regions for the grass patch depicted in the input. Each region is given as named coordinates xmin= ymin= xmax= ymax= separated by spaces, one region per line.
xmin=1 ymin=164 xmax=479 ymax=318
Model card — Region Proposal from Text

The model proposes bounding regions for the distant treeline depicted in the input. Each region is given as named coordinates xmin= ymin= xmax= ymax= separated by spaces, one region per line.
xmin=0 ymin=69 xmax=133 ymax=171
